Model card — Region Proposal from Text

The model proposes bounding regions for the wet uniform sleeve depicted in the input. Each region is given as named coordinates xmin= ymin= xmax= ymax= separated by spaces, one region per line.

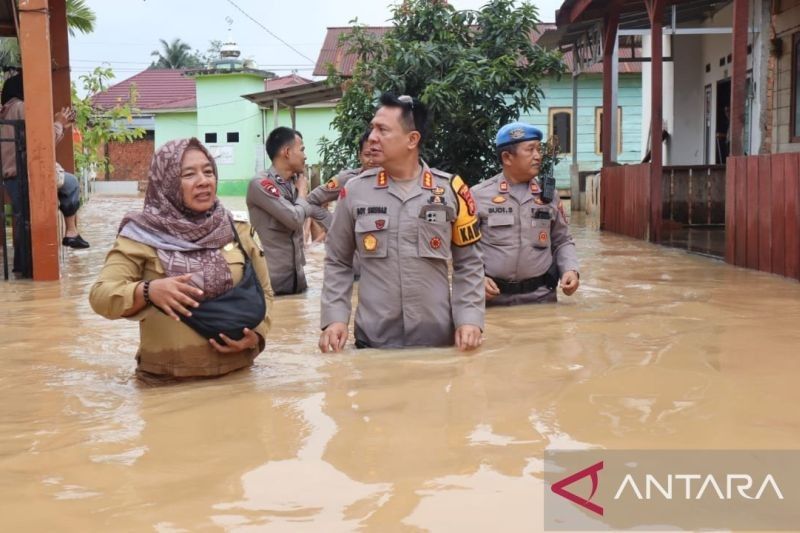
xmin=551 ymin=194 xmax=579 ymax=275
xmin=449 ymin=176 xmax=485 ymax=330
xmin=89 ymin=237 xmax=149 ymax=320
xmin=306 ymin=171 xmax=358 ymax=231
xmin=239 ymin=223 xmax=274 ymax=353
xmin=246 ymin=178 xmax=311 ymax=232
xmin=320 ymin=188 xmax=356 ymax=329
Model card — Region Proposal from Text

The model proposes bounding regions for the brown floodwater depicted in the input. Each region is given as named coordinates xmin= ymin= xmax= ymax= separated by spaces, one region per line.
xmin=1 ymin=195 xmax=800 ymax=531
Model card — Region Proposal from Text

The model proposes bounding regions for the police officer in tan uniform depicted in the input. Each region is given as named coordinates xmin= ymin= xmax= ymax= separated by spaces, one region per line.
xmin=307 ymin=128 xmax=375 ymax=230
xmin=471 ymin=122 xmax=580 ymax=306
xmin=319 ymin=93 xmax=484 ymax=351
xmin=247 ymin=127 xmax=327 ymax=295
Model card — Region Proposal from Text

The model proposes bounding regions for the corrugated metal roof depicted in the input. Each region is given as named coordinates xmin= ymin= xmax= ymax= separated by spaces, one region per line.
xmin=313 ymin=24 xmax=640 ymax=76
xmin=265 ymin=73 xmax=313 ymax=91
xmin=313 ymin=26 xmax=391 ymax=76
xmin=92 ymin=69 xmax=197 ymax=112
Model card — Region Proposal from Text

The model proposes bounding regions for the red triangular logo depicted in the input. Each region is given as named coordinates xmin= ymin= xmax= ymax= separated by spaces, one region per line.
xmin=551 ymin=461 xmax=604 ymax=516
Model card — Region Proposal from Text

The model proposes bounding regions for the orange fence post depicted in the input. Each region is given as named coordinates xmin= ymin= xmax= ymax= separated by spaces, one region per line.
xmin=18 ymin=0 xmax=59 ymax=280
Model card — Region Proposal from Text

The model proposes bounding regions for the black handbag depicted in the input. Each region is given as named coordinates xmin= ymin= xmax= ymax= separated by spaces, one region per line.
xmin=178 ymin=219 xmax=267 ymax=345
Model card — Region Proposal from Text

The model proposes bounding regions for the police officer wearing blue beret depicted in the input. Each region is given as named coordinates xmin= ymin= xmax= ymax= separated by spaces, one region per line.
xmin=470 ymin=122 xmax=580 ymax=306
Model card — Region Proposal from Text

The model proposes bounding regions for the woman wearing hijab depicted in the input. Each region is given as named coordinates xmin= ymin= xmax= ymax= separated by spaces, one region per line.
xmin=90 ymin=138 xmax=273 ymax=381
xmin=0 ymin=72 xmax=89 ymax=270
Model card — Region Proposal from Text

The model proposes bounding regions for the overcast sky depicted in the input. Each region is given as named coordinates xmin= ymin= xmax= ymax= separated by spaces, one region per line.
xmin=69 ymin=0 xmax=563 ymax=86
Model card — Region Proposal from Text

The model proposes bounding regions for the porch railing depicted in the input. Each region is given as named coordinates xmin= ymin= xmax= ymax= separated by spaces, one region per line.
xmin=0 ymin=119 xmax=30 ymax=280
xmin=662 ymin=165 xmax=726 ymax=226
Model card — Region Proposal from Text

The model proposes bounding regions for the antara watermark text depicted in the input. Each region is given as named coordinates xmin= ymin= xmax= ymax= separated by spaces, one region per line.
xmin=613 ymin=473 xmax=784 ymax=500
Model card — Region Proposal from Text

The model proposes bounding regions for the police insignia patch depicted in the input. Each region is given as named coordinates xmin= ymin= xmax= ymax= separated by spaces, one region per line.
xmin=339 ymin=188 xmax=347 ymax=199
xmin=429 ymin=195 xmax=445 ymax=205
xmin=375 ymin=219 xmax=385 ymax=230
xmin=423 ymin=171 xmax=434 ymax=189
xmin=326 ymin=178 xmax=339 ymax=190
xmin=260 ymin=179 xmax=280 ymax=198
xmin=450 ymin=175 xmax=481 ymax=246
xmin=510 ymin=127 xmax=525 ymax=139
xmin=433 ymin=186 xmax=445 ymax=196
xmin=363 ymin=233 xmax=378 ymax=251
xmin=492 ymin=195 xmax=506 ymax=204
xmin=430 ymin=236 xmax=442 ymax=249
xmin=377 ymin=171 xmax=388 ymax=188
xmin=538 ymin=231 xmax=548 ymax=243
xmin=499 ymin=180 xmax=509 ymax=193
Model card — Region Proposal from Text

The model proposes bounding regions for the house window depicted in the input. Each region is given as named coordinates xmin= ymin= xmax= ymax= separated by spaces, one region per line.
xmin=792 ymin=32 xmax=800 ymax=142
xmin=548 ymin=108 xmax=572 ymax=155
xmin=205 ymin=132 xmax=217 ymax=144
xmin=227 ymin=132 xmax=240 ymax=143
xmin=595 ymin=107 xmax=623 ymax=154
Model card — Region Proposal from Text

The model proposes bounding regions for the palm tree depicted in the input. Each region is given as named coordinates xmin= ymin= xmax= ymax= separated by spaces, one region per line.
xmin=66 ymin=0 xmax=96 ymax=37
xmin=150 ymin=38 xmax=202 ymax=69
xmin=0 ymin=0 xmax=96 ymax=67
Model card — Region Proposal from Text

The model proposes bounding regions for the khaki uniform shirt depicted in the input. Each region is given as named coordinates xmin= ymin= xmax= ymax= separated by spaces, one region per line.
xmin=321 ymin=163 xmax=485 ymax=348
xmin=471 ymin=172 xmax=579 ymax=306
xmin=246 ymin=166 xmax=327 ymax=295
xmin=306 ymin=167 xmax=363 ymax=231
xmin=89 ymin=220 xmax=274 ymax=379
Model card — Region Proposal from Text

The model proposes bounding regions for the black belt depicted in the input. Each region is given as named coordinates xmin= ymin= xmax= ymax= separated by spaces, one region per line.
xmin=490 ymin=265 xmax=558 ymax=295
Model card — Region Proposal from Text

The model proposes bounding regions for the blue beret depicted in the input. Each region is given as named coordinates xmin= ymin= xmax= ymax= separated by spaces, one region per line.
xmin=495 ymin=122 xmax=543 ymax=148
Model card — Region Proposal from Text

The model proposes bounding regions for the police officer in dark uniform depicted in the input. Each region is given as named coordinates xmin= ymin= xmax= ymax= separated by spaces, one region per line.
xmin=471 ymin=122 xmax=580 ymax=306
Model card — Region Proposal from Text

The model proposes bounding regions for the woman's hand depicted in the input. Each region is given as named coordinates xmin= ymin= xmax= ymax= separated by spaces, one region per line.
xmin=210 ymin=328 xmax=260 ymax=353
xmin=54 ymin=107 xmax=75 ymax=127
xmin=147 ymin=274 xmax=203 ymax=320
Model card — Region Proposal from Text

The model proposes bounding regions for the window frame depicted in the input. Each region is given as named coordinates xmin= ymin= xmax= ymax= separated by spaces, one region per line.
xmin=204 ymin=132 xmax=218 ymax=144
xmin=548 ymin=107 xmax=573 ymax=156
xmin=595 ymin=106 xmax=623 ymax=155
xmin=227 ymin=131 xmax=240 ymax=143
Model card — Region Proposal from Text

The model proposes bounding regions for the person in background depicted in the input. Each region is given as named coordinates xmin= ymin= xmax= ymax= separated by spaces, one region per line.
xmin=306 ymin=127 xmax=375 ymax=232
xmin=0 ymin=73 xmax=89 ymax=276
xmin=246 ymin=127 xmax=327 ymax=295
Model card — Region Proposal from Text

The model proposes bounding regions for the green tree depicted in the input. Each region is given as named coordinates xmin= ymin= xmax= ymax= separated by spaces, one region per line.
xmin=319 ymin=0 xmax=564 ymax=185
xmin=66 ymin=0 xmax=96 ymax=37
xmin=71 ymin=67 xmax=145 ymax=175
xmin=149 ymin=38 xmax=202 ymax=69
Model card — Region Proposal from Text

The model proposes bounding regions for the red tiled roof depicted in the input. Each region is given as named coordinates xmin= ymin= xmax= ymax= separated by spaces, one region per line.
xmin=92 ymin=69 xmax=197 ymax=112
xmin=313 ymin=24 xmax=640 ymax=76
xmin=147 ymin=96 xmax=197 ymax=111
xmin=265 ymin=73 xmax=313 ymax=91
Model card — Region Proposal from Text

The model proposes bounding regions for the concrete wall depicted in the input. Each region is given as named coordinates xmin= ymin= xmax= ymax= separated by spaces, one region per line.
xmin=154 ymin=111 xmax=198 ymax=148
xmin=194 ymin=73 xmax=266 ymax=194
xmin=262 ymin=104 xmax=337 ymax=167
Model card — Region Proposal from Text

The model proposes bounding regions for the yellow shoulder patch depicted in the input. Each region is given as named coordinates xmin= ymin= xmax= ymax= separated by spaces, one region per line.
xmin=450 ymin=175 xmax=481 ymax=246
